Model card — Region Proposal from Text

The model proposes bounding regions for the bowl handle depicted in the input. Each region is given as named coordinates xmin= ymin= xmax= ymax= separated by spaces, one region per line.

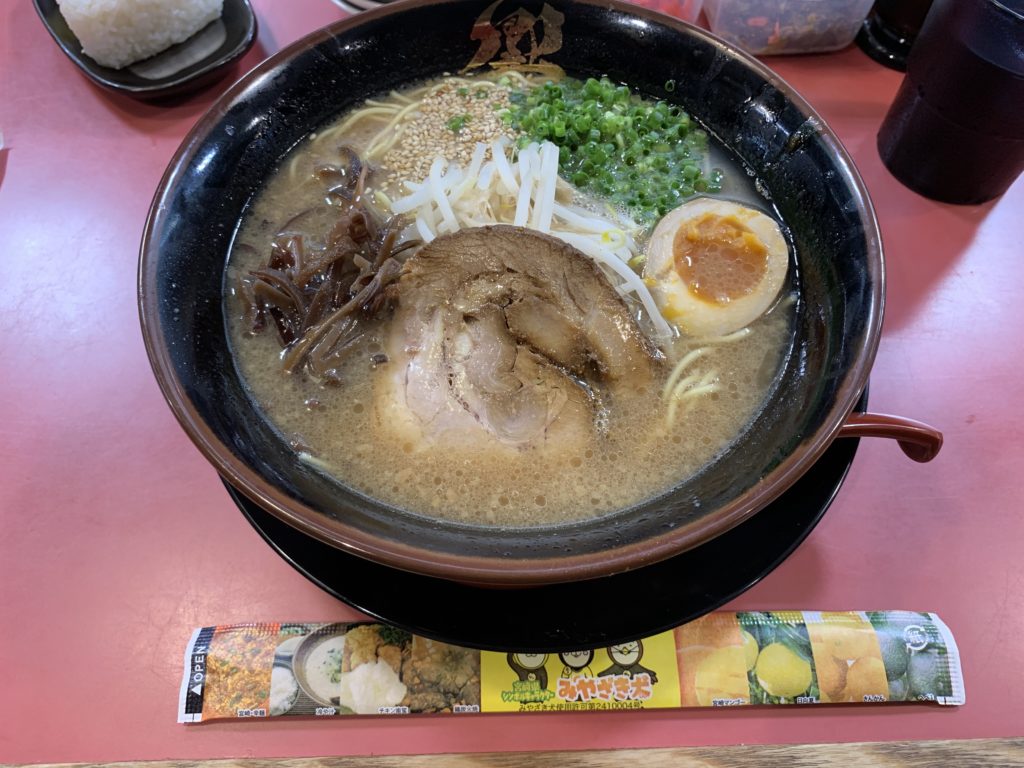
xmin=838 ymin=412 xmax=943 ymax=462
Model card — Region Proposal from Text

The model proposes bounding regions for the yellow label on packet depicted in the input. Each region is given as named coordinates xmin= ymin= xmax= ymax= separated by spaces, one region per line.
xmin=480 ymin=630 xmax=681 ymax=711
xmin=806 ymin=611 xmax=889 ymax=703
xmin=675 ymin=613 xmax=750 ymax=706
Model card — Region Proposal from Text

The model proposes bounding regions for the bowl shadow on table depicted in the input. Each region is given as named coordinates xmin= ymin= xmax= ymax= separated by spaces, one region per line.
xmin=765 ymin=54 xmax=992 ymax=334
xmin=248 ymin=10 xmax=281 ymax=55
xmin=798 ymin=98 xmax=994 ymax=335
xmin=831 ymin=100 xmax=998 ymax=331
xmin=864 ymin=153 xmax=997 ymax=334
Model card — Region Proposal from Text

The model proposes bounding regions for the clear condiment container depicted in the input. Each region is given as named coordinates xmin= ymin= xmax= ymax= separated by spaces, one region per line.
xmin=704 ymin=0 xmax=876 ymax=55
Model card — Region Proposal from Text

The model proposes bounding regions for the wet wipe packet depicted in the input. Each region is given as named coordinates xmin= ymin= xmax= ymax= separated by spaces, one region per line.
xmin=178 ymin=610 xmax=963 ymax=721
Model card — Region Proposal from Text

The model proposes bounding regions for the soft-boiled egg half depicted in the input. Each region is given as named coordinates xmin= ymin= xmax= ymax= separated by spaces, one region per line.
xmin=643 ymin=198 xmax=789 ymax=337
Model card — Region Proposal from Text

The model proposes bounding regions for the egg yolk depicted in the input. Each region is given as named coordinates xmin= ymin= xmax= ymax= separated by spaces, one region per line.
xmin=672 ymin=213 xmax=768 ymax=304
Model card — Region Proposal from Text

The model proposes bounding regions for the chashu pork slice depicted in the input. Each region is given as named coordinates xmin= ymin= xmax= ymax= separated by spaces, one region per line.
xmin=377 ymin=225 xmax=660 ymax=450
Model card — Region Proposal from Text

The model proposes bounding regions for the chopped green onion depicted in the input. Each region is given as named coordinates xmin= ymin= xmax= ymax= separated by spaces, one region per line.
xmin=446 ymin=114 xmax=471 ymax=133
xmin=503 ymin=75 xmax=718 ymax=222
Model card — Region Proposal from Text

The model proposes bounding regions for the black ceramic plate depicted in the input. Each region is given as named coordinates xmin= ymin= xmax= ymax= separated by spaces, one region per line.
xmin=33 ymin=0 xmax=257 ymax=98
xmin=228 ymin=394 xmax=864 ymax=652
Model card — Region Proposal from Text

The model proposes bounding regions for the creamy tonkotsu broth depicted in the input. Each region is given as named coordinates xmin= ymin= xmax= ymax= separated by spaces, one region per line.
xmin=225 ymin=72 xmax=795 ymax=526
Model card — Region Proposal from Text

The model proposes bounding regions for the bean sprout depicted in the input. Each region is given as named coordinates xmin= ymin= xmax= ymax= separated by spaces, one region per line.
xmin=389 ymin=139 xmax=674 ymax=343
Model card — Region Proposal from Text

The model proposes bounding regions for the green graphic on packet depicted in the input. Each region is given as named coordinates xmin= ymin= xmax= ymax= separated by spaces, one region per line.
xmin=866 ymin=611 xmax=957 ymax=703
xmin=739 ymin=611 xmax=821 ymax=705
xmin=673 ymin=610 xmax=966 ymax=707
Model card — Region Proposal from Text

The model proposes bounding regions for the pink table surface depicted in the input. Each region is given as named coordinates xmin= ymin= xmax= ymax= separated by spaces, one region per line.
xmin=2 ymin=0 xmax=1022 ymax=763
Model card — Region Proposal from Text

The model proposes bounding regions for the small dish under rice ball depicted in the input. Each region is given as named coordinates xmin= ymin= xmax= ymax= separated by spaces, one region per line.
xmin=56 ymin=0 xmax=223 ymax=69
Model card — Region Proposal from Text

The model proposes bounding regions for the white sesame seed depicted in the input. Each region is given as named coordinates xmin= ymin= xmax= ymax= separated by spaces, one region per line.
xmin=380 ymin=80 xmax=515 ymax=187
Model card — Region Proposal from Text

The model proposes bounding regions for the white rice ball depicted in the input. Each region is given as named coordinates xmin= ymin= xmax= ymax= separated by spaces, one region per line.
xmin=56 ymin=0 xmax=224 ymax=70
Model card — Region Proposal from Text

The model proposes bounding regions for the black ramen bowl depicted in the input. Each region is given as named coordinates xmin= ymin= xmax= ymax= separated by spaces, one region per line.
xmin=140 ymin=0 xmax=941 ymax=587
